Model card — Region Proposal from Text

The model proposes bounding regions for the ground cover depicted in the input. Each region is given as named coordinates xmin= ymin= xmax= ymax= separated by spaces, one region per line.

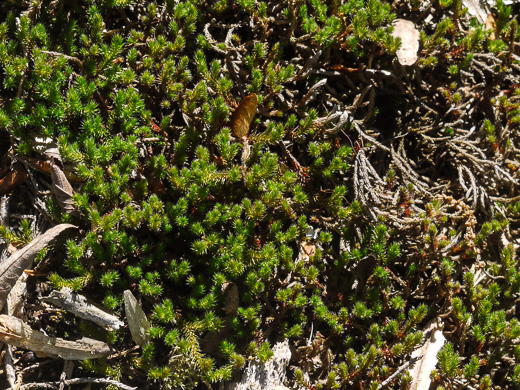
xmin=0 ymin=0 xmax=519 ymax=389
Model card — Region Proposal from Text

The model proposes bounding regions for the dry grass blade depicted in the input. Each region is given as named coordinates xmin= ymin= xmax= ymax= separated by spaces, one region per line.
xmin=230 ymin=93 xmax=258 ymax=139
xmin=42 ymin=287 xmax=124 ymax=331
xmin=124 ymin=290 xmax=151 ymax=346
xmin=0 ymin=314 xmax=112 ymax=360
xmin=0 ymin=224 xmax=76 ymax=312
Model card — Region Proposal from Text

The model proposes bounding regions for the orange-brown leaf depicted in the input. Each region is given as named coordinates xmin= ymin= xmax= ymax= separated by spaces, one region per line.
xmin=0 ymin=165 xmax=28 ymax=196
xmin=25 ymin=157 xmax=85 ymax=182
xmin=230 ymin=93 xmax=258 ymax=139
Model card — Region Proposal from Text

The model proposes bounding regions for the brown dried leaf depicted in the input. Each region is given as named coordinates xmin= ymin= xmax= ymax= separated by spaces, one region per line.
xmin=26 ymin=157 xmax=85 ymax=182
xmin=392 ymin=19 xmax=420 ymax=66
xmin=230 ymin=93 xmax=258 ymax=139
xmin=50 ymin=160 xmax=76 ymax=215
xmin=0 ymin=223 xmax=77 ymax=312
xmin=42 ymin=287 xmax=124 ymax=331
xmin=409 ymin=318 xmax=446 ymax=390
xmin=124 ymin=290 xmax=151 ymax=346
xmin=0 ymin=164 xmax=28 ymax=196
xmin=0 ymin=314 xmax=112 ymax=360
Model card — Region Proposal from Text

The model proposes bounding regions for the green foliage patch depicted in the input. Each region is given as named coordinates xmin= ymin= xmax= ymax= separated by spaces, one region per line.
xmin=0 ymin=0 xmax=519 ymax=388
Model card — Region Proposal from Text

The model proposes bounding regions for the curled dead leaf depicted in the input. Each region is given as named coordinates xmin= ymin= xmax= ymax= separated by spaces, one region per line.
xmin=392 ymin=19 xmax=420 ymax=66
xmin=230 ymin=93 xmax=258 ymax=139
xmin=50 ymin=159 xmax=77 ymax=215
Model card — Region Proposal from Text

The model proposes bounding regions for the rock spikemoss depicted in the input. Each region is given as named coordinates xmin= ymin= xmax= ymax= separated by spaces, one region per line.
xmin=0 ymin=0 xmax=519 ymax=388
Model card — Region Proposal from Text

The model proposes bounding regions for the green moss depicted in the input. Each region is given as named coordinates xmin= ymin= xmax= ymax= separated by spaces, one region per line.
xmin=1 ymin=0 xmax=520 ymax=388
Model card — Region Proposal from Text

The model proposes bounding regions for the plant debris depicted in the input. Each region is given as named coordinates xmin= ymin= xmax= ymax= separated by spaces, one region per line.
xmin=0 ymin=315 xmax=112 ymax=360
xmin=42 ymin=287 xmax=124 ymax=331
xmin=0 ymin=224 xmax=76 ymax=312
